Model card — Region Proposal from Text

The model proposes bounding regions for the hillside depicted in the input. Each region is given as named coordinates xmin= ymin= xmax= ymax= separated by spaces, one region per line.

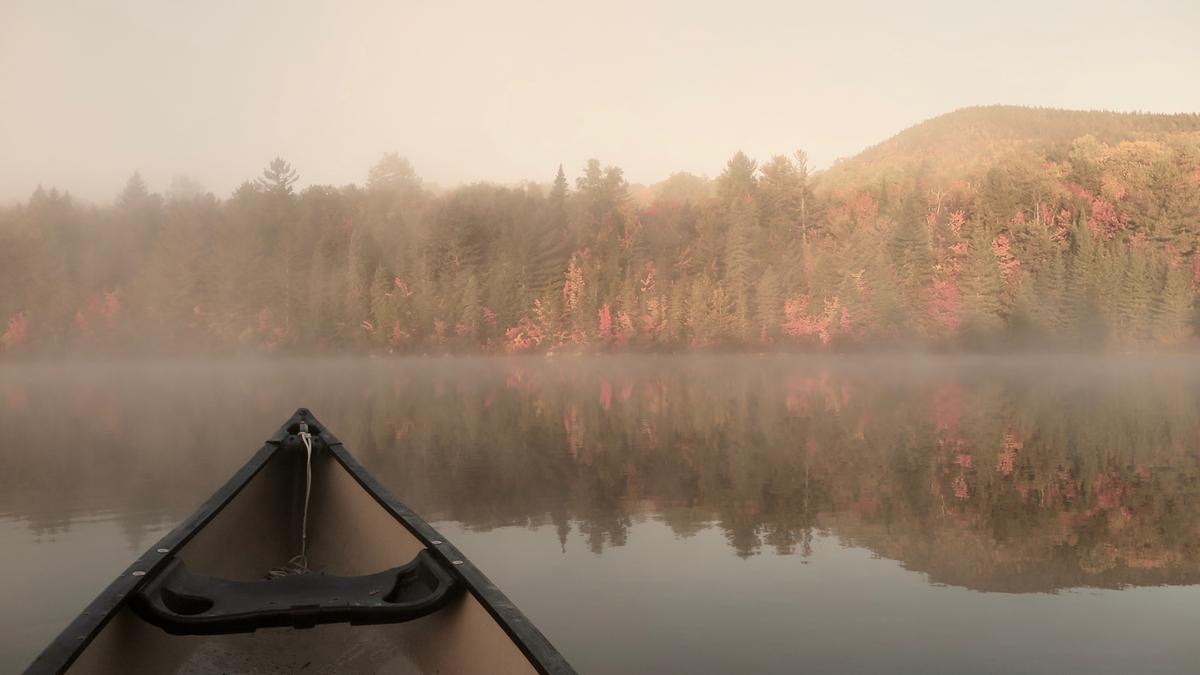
xmin=820 ymin=105 xmax=1200 ymax=190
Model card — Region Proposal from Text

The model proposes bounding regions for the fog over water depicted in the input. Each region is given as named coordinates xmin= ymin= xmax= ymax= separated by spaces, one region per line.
xmin=3 ymin=355 xmax=1200 ymax=672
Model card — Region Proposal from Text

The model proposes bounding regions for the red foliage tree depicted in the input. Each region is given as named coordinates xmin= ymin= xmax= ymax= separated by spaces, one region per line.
xmin=2 ymin=312 xmax=29 ymax=351
xmin=598 ymin=303 xmax=613 ymax=342
xmin=925 ymin=278 xmax=962 ymax=336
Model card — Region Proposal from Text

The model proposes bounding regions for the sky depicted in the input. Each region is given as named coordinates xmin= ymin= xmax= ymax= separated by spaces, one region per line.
xmin=2 ymin=0 xmax=1199 ymax=204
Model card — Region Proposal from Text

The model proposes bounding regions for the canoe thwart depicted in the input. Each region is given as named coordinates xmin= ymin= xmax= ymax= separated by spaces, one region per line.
xmin=132 ymin=549 xmax=460 ymax=635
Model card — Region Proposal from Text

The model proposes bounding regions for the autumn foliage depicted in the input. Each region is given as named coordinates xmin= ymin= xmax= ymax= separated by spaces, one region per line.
xmin=2 ymin=107 xmax=1199 ymax=355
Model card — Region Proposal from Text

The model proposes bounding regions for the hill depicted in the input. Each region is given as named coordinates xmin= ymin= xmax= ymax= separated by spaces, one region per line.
xmin=820 ymin=105 xmax=1200 ymax=190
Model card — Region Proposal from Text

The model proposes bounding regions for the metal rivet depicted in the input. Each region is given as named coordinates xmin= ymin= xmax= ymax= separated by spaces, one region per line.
xmin=156 ymin=548 xmax=169 ymax=554
xmin=451 ymin=560 xmax=464 ymax=565
xmin=431 ymin=540 xmax=443 ymax=545
xmin=132 ymin=571 xmax=146 ymax=577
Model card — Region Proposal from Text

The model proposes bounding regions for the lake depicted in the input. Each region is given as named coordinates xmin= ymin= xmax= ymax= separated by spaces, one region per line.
xmin=3 ymin=355 xmax=1200 ymax=673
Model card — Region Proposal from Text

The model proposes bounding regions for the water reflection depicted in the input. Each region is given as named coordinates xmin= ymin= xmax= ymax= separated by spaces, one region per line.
xmin=3 ymin=356 xmax=1200 ymax=670
xmin=4 ymin=357 xmax=1200 ymax=587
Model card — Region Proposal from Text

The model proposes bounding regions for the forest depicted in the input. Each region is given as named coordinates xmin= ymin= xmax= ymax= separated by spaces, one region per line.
xmin=3 ymin=105 xmax=1200 ymax=355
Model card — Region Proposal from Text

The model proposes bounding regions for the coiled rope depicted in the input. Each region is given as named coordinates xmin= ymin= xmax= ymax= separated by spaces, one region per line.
xmin=267 ymin=424 xmax=314 ymax=578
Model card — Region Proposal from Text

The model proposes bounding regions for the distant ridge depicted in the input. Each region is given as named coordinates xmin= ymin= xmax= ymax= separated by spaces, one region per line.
xmin=820 ymin=105 xmax=1200 ymax=189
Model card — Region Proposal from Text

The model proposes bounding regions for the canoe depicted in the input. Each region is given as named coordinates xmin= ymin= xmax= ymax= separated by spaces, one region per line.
xmin=26 ymin=409 xmax=575 ymax=675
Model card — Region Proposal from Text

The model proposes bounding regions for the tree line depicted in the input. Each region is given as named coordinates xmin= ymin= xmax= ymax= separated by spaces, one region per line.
xmin=2 ymin=128 xmax=1199 ymax=355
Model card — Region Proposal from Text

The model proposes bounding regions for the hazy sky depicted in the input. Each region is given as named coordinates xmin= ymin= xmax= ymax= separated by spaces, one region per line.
xmin=2 ymin=0 xmax=1199 ymax=203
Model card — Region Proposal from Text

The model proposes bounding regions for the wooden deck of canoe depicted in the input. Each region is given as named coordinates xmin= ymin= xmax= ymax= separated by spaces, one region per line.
xmin=26 ymin=410 xmax=575 ymax=675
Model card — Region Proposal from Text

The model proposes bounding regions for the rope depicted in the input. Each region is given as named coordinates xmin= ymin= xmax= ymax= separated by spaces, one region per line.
xmin=267 ymin=427 xmax=314 ymax=578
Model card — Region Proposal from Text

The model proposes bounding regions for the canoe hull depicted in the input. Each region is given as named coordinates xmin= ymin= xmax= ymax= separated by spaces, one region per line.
xmin=27 ymin=410 xmax=573 ymax=675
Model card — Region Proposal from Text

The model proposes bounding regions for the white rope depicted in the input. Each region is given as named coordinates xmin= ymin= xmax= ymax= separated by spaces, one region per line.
xmin=298 ymin=429 xmax=313 ymax=559
xmin=267 ymin=427 xmax=314 ymax=578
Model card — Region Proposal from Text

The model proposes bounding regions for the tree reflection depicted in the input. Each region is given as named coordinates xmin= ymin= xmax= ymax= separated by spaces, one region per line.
xmin=3 ymin=356 xmax=1199 ymax=592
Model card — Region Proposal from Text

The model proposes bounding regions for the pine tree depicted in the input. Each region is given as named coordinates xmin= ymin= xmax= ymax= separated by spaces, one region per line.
xmin=793 ymin=149 xmax=815 ymax=241
xmin=755 ymin=266 xmax=782 ymax=342
xmin=1063 ymin=215 xmax=1102 ymax=343
xmin=1095 ymin=245 xmax=1124 ymax=334
xmin=686 ymin=275 xmax=712 ymax=344
xmin=307 ymin=238 xmax=333 ymax=346
xmin=1016 ymin=220 xmax=1065 ymax=337
xmin=370 ymin=264 xmax=396 ymax=346
xmin=866 ymin=262 xmax=906 ymax=337
xmin=1153 ymin=263 xmax=1194 ymax=344
xmin=550 ymin=164 xmax=568 ymax=224
xmin=960 ymin=227 xmax=1005 ymax=340
xmin=117 ymin=172 xmax=150 ymax=208
xmin=716 ymin=152 xmax=758 ymax=206
xmin=526 ymin=172 xmax=571 ymax=299
xmin=575 ymin=160 xmax=628 ymax=233
xmin=343 ymin=229 xmax=369 ymax=338
xmin=724 ymin=203 xmax=755 ymax=339
xmin=115 ymin=171 xmax=164 ymax=257
xmin=460 ymin=273 xmax=482 ymax=342
xmin=707 ymin=284 xmax=736 ymax=344
xmin=1115 ymin=249 xmax=1152 ymax=343
xmin=889 ymin=215 xmax=933 ymax=314
xmin=758 ymin=155 xmax=800 ymax=237
xmin=1041 ymin=247 xmax=1067 ymax=336
xmin=666 ymin=278 xmax=689 ymax=344
xmin=256 ymin=157 xmax=298 ymax=196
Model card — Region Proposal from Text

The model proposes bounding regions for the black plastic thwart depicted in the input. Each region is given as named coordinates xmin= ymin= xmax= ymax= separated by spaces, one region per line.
xmin=132 ymin=550 xmax=459 ymax=635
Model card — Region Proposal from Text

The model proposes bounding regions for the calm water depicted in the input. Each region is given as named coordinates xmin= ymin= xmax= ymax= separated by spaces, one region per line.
xmin=3 ymin=355 xmax=1200 ymax=673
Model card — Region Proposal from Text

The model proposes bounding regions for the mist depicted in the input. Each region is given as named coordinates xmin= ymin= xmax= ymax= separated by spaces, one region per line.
xmin=6 ymin=354 xmax=1200 ymax=672
xmin=4 ymin=0 xmax=1200 ymax=204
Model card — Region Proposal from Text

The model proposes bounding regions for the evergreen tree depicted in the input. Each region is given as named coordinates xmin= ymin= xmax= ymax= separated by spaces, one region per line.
xmin=550 ymin=164 xmax=568 ymax=223
xmin=367 ymin=153 xmax=421 ymax=194
xmin=759 ymin=155 xmax=801 ymax=233
xmin=960 ymin=227 xmax=1005 ymax=340
xmin=755 ymin=267 xmax=782 ymax=342
xmin=256 ymin=157 xmax=299 ymax=196
xmin=1041 ymin=247 xmax=1067 ymax=336
xmin=707 ymin=284 xmax=737 ymax=344
xmin=1115 ymin=249 xmax=1153 ymax=343
xmin=459 ymin=273 xmax=483 ymax=341
xmin=1153 ymin=263 xmax=1194 ymax=344
xmin=889 ymin=215 xmax=933 ymax=313
xmin=370 ymin=263 xmax=396 ymax=345
xmin=117 ymin=172 xmax=150 ymax=208
xmin=793 ymin=149 xmax=815 ymax=241
xmin=307 ymin=237 xmax=334 ymax=346
xmin=343 ymin=229 xmax=370 ymax=338
xmin=576 ymin=160 xmax=628 ymax=233
xmin=686 ymin=275 xmax=712 ymax=344
xmin=1063 ymin=215 xmax=1103 ymax=343
xmin=716 ymin=152 xmax=758 ymax=206
xmin=724 ymin=203 xmax=755 ymax=339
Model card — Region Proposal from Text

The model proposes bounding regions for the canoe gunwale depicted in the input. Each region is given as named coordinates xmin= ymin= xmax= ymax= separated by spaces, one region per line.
xmin=327 ymin=441 xmax=576 ymax=675
xmin=25 ymin=408 xmax=576 ymax=675
xmin=24 ymin=440 xmax=280 ymax=674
